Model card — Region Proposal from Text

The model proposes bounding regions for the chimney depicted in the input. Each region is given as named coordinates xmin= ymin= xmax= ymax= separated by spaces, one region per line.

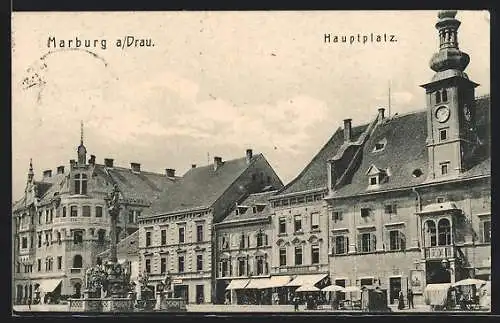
xmin=70 ymin=159 xmax=76 ymax=168
xmin=88 ymin=155 xmax=96 ymax=165
xmin=214 ymin=156 xmax=223 ymax=171
xmin=378 ymin=108 xmax=385 ymax=122
xmin=131 ymin=162 xmax=141 ymax=172
xmin=166 ymin=168 xmax=176 ymax=177
xmin=43 ymin=169 xmax=52 ymax=178
xmin=343 ymin=118 xmax=352 ymax=142
xmin=191 ymin=164 xmax=197 ymax=169
xmin=104 ymin=158 xmax=114 ymax=168
xmin=57 ymin=166 xmax=65 ymax=174
xmin=246 ymin=149 xmax=253 ymax=164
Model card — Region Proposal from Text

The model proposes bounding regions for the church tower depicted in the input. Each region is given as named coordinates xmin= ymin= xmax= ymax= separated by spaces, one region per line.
xmin=421 ymin=10 xmax=479 ymax=180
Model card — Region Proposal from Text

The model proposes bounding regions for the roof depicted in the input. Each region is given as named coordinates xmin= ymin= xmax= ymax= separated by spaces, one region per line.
xmin=332 ymin=96 xmax=490 ymax=198
xmin=276 ymin=125 xmax=369 ymax=196
xmin=93 ymin=164 xmax=177 ymax=204
xmin=147 ymin=154 xmax=265 ymax=215
xmin=222 ymin=190 xmax=277 ymax=223
xmin=97 ymin=230 xmax=139 ymax=259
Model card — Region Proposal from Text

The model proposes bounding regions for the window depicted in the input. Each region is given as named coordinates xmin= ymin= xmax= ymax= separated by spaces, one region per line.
xmin=369 ymin=176 xmax=378 ymax=186
xmin=436 ymin=197 xmax=445 ymax=203
xmin=311 ymin=245 xmax=320 ymax=264
xmin=279 ymin=217 xmax=286 ymax=234
xmin=252 ymin=206 xmax=257 ymax=214
xmin=360 ymin=278 xmax=374 ymax=287
xmin=279 ymin=247 xmax=287 ymax=266
xmin=178 ymin=256 xmax=185 ymax=273
xmin=82 ymin=206 xmax=91 ymax=217
xmin=435 ymin=91 xmax=441 ymax=104
xmin=30 ymin=236 xmax=33 ymax=248
xmin=439 ymin=129 xmax=448 ymax=141
xmin=179 ymin=227 xmax=185 ymax=243
xmin=480 ymin=220 xmax=491 ymax=243
xmin=197 ymin=255 xmax=203 ymax=271
xmin=238 ymin=258 xmax=246 ymax=276
xmin=45 ymin=210 xmax=49 ymax=223
xmin=98 ymin=230 xmax=105 ymax=244
xmin=240 ymin=233 xmax=247 ymax=249
xmin=145 ymin=231 xmax=151 ymax=247
xmin=73 ymin=255 xmax=83 ymax=268
xmin=294 ymin=246 xmax=303 ymax=265
xmin=22 ymin=237 xmax=27 ymax=249
xmin=74 ymin=173 xmax=88 ymax=195
xmin=334 ymin=236 xmax=349 ymax=255
xmin=196 ymin=225 xmax=204 ymax=242
xmin=333 ymin=211 xmax=343 ymax=222
xmin=161 ymin=257 xmax=167 ymax=273
xmin=442 ymin=89 xmax=448 ymax=102
xmin=256 ymin=257 xmax=265 ymax=275
xmin=95 ymin=206 xmax=102 ymax=217
xmin=257 ymin=231 xmax=267 ymax=247
xmin=62 ymin=206 xmax=67 ymax=218
xmin=37 ymin=233 xmax=42 ymax=248
xmin=358 ymin=232 xmax=376 ymax=253
xmin=70 ymin=206 xmax=78 ymax=217
xmin=45 ymin=233 xmax=49 ymax=246
xmin=384 ymin=203 xmax=397 ymax=215
xmin=294 ymin=215 xmax=302 ymax=232
xmin=38 ymin=211 xmax=42 ymax=224
xmin=311 ymin=213 xmax=320 ymax=231
xmin=50 ymin=209 xmax=53 ymax=222
xmin=438 ymin=218 xmax=451 ymax=246
xmin=220 ymin=236 xmax=229 ymax=250
xmin=73 ymin=230 xmax=83 ymax=245
xmin=145 ymin=258 xmax=151 ymax=273
xmin=220 ymin=259 xmax=230 ymax=277
xmin=361 ymin=208 xmax=371 ymax=217
xmin=373 ymin=138 xmax=387 ymax=152
xmin=441 ymin=162 xmax=449 ymax=176
xmin=424 ymin=220 xmax=437 ymax=247
xmin=57 ymin=256 xmax=62 ymax=270
xmin=37 ymin=259 xmax=41 ymax=271
xmin=161 ymin=229 xmax=167 ymax=245
xmin=57 ymin=232 xmax=61 ymax=244
xmin=16 ymin=262 xmax=20 ymax=273
xmin=389 ymin=230 xmax=406 ymax=251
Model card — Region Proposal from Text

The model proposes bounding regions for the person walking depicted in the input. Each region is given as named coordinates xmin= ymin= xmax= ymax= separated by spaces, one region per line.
xmin=293 ymin=295 xmax=300 ymax=311
xmin=407 ymin=288 xmax=414 ymax=309
xmin=398 ymin=290 xmax=405 ymax=310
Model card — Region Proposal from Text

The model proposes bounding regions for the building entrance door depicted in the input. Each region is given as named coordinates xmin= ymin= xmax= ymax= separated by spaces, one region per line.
xmin=389 ymin=277 xmax=401 ymax=305
xmin=196 ymin=285 xmax=204 ymax=304
xmin=174 ymin=285 xmax=189 ymax=303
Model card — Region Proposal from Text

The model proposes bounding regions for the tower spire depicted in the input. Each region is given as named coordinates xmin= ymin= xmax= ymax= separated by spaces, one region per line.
xmin=27 ymin=158 xmax=34 ymax=183
xmin=81 ymin=120 xmax=84 ymax=145
xmin=77 ymin=121 xmax=87 ymax=165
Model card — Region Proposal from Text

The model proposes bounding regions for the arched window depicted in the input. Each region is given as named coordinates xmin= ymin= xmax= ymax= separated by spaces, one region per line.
xmin=74 ymin=174 xmax=88 ymax=195
xmin=73 ymin=255 xmax=83 ymax=268
xmin=435 ymin=91 xmax=441 ymax=104
xmin=442 ymin=89 xmax=448 ymax=102
xmin=438 ymin=218 xmax=451 ymax=246
xmin=424 ymin=220 xmax=437 ymax=247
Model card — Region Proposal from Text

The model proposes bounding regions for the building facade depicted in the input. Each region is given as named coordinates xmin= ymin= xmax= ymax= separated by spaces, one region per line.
xmin=137 ymin=150 xmax=284 ymax=304
xmin=12 ymin=130 xmax=177 ymax=304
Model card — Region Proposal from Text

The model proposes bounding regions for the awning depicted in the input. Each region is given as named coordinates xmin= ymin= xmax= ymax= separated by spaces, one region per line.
xmin=286 ymin=274 xmax=328 ymax=287
xmin=245 ymin=277 xmax=270 ymax=289
xmin=38 ymin=279 xmax=62 ymax=293
xmin=264 ymin=276 xmax=292 ymax=289
xmin=226 ymin=279 xmax=250 ymax=290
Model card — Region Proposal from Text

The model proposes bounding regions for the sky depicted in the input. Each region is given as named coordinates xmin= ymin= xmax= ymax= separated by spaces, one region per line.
xmin=11 ymin=10 xmax=490 ymax=201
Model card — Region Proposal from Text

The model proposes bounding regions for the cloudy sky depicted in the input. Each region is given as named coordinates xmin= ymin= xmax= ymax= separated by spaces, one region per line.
xmin=12 ymin=10 xmax=490 ymax=201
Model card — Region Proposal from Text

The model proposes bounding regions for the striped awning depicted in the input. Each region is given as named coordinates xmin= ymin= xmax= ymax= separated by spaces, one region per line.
xmin=38 ymin=279 xmax=62 ymax=293
xmin=286 ymin=274 xmax=328 ymax=287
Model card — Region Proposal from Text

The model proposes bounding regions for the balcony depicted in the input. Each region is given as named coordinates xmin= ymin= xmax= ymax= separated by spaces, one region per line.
xmin=424 ymin=246 xmax=456 ymax=260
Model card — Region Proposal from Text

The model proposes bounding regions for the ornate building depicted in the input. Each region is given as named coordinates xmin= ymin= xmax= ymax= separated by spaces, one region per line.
xmin=12 ymin=125 xmax=177 ymax=304
xmin=137 ymin=150 xmax=283 ymax=304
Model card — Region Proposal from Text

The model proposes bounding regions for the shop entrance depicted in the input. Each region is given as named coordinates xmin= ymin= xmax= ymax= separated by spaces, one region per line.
xmin=196 ymin=285 xmax=204 ymax=304
xmin=389 ymin=277 xmax=401 ymax=305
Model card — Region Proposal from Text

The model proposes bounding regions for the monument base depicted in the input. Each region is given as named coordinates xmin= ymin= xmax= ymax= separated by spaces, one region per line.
xmin=69 ymin=298 xmax=134 ymax=312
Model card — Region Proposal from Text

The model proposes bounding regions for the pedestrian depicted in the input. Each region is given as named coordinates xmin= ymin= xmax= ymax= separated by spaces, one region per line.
xmin=398 ymin=290 xmax=405 ymax=310
xmin=293 ymin=295 xmax=300 ymax=311
xmin=407 ymin=288 xmax=414 ymax=309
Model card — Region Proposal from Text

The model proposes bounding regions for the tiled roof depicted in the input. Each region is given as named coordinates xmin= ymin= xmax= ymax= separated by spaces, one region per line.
xmin=96 ymin=230 xmax=139 ymax=259
xmin=147 ymin=154 xmax=265 ymax=215
xmin=222 ymin=190 xmax=277 ymax=223
xmin=333 ymin=96 xmax=490 ymax=198
xmin=276 ymin=125 xmax=369 ymax=196
xmin=37 ymin=174 xmax=67 ymax=203
xmin=93 ymin=165 xmax=177 ymax=204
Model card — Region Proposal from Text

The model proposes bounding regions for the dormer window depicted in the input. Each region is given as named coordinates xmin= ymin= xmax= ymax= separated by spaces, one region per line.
xmin=369 ymin=176 xmax=378 ymax=186
xmin=74 ymin=173 xmax=88 ymax=195
xmin=372 ymin=138 xmax=387 ymax=152
xmin=366 ymin=165 xmax=387 ymax=186
xmin=252 ymin=206 xmax=257 ymax=214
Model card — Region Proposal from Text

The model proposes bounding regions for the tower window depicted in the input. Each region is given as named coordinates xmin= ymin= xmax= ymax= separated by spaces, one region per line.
xmin=74 ymin=174 xmax=88 ymax=195
xmin=435 ymin=91 xmax=441 ymax=104
xmin=439 ymin=128 xmax=448 ymax=141
xmin=442 ymin=89 xmax=448 ymax=102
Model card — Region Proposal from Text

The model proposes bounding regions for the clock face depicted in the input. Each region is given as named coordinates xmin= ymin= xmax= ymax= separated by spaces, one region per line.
xmin=464 ymin=105 xmax=472 ymax=121
xmin=435 ymin=106 xmax=450 ymax=123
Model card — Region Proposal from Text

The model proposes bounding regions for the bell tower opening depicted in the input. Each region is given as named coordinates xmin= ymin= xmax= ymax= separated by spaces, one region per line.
xmin=420 ymin=10 xmax=479 ymax=180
